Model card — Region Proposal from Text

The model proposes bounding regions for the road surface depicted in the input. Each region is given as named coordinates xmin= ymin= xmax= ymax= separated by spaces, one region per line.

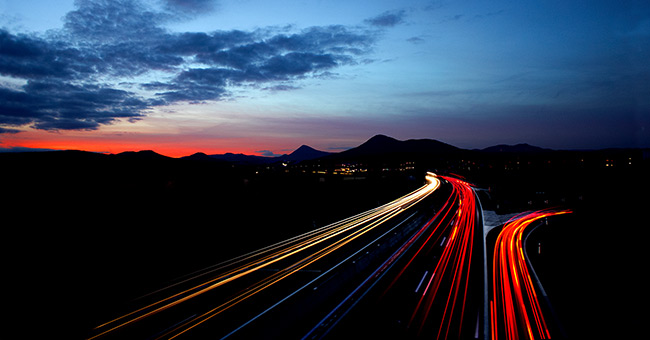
xmin=489 ymin=209 xmax=571 ymax=340
xmin=86 ymin=173 xmax=570 ymax=340
xmin=87 ymin=173 xmax=442 ymax=339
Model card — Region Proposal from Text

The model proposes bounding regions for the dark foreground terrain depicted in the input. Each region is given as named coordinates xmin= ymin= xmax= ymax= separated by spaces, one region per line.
xmin=2 ymin=146 xmax=648 ymax=339
xmin=2 ymin=151 xmax=421 ymax=338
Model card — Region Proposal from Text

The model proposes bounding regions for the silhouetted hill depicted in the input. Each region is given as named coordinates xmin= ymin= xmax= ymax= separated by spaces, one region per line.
xmin=182 ymin=152 xmax=235 ymax=164
xmin=402 ymin=138 xmax=462 ymax=153
xmin=281 ymin=145 xmax=331 ymax=162
xmin=114 ymin=150 xmax=171 ymax=160
xmin=331 ymin=134 xmax=462 ymax=160
xmin=208 ymin=152 xmax=276 ymax=165
xmin=182 ymin=152 xmax=214 ymax=161
xmin=204 ymin=145 xmax=330 ymax=164
xmin=111 ymin=150 xmax=172 ymax=161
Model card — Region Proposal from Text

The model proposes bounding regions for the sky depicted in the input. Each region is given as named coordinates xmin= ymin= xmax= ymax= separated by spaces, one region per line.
xmin=1 ymin=0 xmax=649 ymax=157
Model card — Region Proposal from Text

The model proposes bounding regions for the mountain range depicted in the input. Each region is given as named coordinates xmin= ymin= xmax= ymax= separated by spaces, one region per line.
xmin=4 ymin=134 xmax=645 ymax=166
xmin=183 ymin=144 xmax=332 ymax=164
xmin=330 ymin=134 xmax=461 ymax=159
xmin=188 ymin=135 xmax=563 ymax=165
xmin=180 ymin=134 xmax=543 ymax=165
xmin=174 ymin=134 xmax=464 ymax=165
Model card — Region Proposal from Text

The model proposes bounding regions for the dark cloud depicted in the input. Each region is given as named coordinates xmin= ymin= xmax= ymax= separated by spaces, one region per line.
xmin=407 ymin=36 xmax=426 ymax=44
xmin=164 ymin=0 xmax=218 ymax=15
xmin=0 ymin=127 xmax=21 ymax=134
xmin=144 ymin=25 xmax=372 ymax=102
xmin=64 ymin=0 xmax=168 ymax=43
xmin=0 ymin=30 xmax=90 ymax=79
xmin=364 ymin=10 xmax=406 ymax=27
xmin=265 ymin=25 xmax=373 ymax=55
xmin=0 ymin=0 xmax=380 ymax=133
xmin=144 ymin=68 xmax=231 ymax=102
xmin=159 ymin=30 xmax=254 ymax=56
xmin=256 ymin=150 xmax=281 ymax=157
xmin=261 ymin=52 xmax=339 ymax=76
xmin=262 ymin=84 xmax=302 ymax=92
xmin=0 ymin=146 xmax=57 ymax=152
xmin=0 ymin=80 xmax=148 ymax=131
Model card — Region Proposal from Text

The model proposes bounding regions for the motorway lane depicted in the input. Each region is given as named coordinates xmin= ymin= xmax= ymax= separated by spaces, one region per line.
xmin=316 ymin=175 xmax=486 ymax=340
xmin=221 ymin=209 xmax=437 ymax=339
xmin=86 ymin=173 xmax=441 ymax=339
xmin=489 ymin=209 xmax=571 ymax=340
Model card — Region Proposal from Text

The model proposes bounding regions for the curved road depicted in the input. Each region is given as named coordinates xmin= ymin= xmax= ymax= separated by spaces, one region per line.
xmin=87 ymin=173 xmax=441 ymax=339
xmin=86 ymin=173 xmax=570 ymax=340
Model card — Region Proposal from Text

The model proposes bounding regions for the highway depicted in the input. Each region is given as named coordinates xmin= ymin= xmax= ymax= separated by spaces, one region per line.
xmin=86 ymin=172 xmax=441 ymax=339
xmin=313 ymin=175 xmax=486 ymax=340
xmin=86 ymin=173 xmax=570 ymax=340
xmin=297 ymin=178 xmax=570 ymax=340
xmin=489 ymin=209 xmax=571 ymax=340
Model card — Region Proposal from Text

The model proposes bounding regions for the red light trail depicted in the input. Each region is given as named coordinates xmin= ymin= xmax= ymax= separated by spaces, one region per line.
xmin=372 ymin=175 xmax=482 ymax=339
xmin=84 ymin=172 xmax=572 ymax=340
xmin=490 ymin=209 xmax=571 ymax=340
xmin=404 ymin=175 xmax=479 ymax=339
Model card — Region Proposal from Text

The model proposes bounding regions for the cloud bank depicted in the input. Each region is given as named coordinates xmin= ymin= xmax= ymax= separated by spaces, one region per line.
xmin=364 ymin=10 xmax=406 ymax=27
xmin=0 ymin=0 xmax=383 ymax=133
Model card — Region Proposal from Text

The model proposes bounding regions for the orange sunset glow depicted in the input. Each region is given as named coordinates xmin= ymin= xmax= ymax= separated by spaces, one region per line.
xmin=1 ymin=129 xmax=275 ymax=157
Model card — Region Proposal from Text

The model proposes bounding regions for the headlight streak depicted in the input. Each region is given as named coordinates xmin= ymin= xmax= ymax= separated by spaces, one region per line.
xmin=88 ymin=173 xmax=441 ymax=339
xmin=490 ymin=209 xmax=571 ymax=340
xmin=301 ymin=199 xmax=445 ymax=340
xmin=167 ymin=207 xmax=408 ymax=340
xmin=220 ymin=210 xmax=421 ymax=340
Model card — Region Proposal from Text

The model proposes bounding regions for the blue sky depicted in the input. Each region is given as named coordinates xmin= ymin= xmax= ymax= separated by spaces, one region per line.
xmin=1 ymin=0 xmax=649 ymax=156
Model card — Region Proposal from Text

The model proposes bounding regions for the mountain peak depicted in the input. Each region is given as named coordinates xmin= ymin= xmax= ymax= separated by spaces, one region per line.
xmin=182 ymin=152 xmax=220 ymax=161
xmin=366 ymin=134 xmax=399 ymax=144
xmin=114 ymin=150 xmax=170 ymax=160
xmin=295 ymin=145 xmax=316 ymax=152
xmin=285 ymin=145 xmax=331 ymax=161
xmin=338 ymin=135 xmax=459 ymax=158
xmin=355 ymin=134 xmax=400 ymax=150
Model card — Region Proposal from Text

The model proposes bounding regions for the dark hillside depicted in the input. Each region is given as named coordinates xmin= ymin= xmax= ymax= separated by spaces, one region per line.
xmin=2 ymin=150 xmax=422 ymax=338
xmin=334 ymin=134 xmax=460 ymax=159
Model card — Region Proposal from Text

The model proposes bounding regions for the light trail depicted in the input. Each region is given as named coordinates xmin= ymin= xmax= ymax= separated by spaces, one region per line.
xmin=318 ymin=175 xmax=483 ymax=340
xmin=88 ymin=172 xmax=441 ymax=339
xmin=220 ymin=210 xmax=420 ymax=340
xmin=415 ymin=271 xmax=429 ymax=293
xmin=490 ymin=209 xmax=571 ymax=340
xmin=169 ymin=207 xmax=408 ymax=340
xmin=364 ymin=176 xmax=480 ymax=339
xmin=403 ymin=175 xmax=480 ymax=339
xmin=302 ymin=204 xmax=446 ymax=340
